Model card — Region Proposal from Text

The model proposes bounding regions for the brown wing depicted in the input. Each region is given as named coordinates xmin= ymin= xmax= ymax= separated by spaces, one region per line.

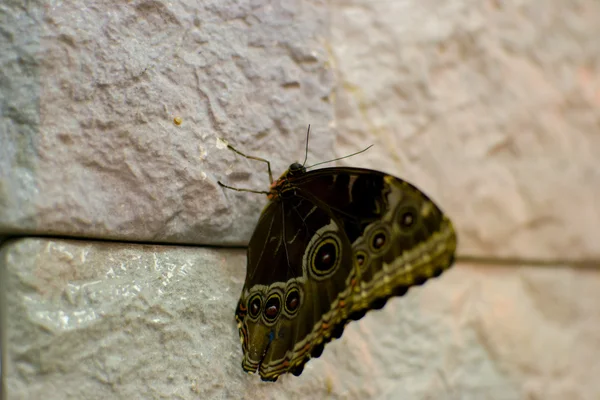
xmin=235 ymin=167 xmax=456 ymax=382
xmin=294 ymin=167 xmax=457 ymax=313
xmin=235 ymin=192 xmax=356 ymax=381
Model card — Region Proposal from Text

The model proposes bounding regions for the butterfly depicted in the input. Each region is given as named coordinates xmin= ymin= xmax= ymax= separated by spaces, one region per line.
xmin=218 ymin=127 xmax=457 ymax=382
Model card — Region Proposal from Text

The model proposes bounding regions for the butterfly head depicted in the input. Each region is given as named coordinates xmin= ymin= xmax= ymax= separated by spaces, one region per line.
xmin=287 ymin=162 xmax=306 ymax=177
xmin=268 ymin=163 xmax=307 ymax=200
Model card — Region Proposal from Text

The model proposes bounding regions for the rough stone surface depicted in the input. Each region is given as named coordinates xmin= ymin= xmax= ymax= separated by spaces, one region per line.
xmin=331 ymin=0 xmax=600 ymax=259
xmin=3 ymin=238 xmax=600 ymax=399
xmin=2 ymin=1 xmax=600 ymax=399
xmin=0 ymin=0 xmax=334 ymax=246
xmin=1 ymin=0 xmax=598 ymax=259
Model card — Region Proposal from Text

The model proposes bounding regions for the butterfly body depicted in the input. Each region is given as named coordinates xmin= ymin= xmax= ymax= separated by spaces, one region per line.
xmin=234 ymin=164 xmax=456 ymax=381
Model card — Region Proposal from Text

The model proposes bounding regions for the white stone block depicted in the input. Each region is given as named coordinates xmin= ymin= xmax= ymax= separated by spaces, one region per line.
xmin=3 ymin=239 xmax=599 ymax=399
xmin=2 ymin=1 xmax=600 ymax=399
xmin=0 ymin=0 xmax=334 ymax=246
xmin=331 ymin=0 xmax=600 ymax=259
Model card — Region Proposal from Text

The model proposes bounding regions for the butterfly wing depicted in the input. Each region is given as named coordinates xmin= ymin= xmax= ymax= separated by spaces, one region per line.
xmin=235 ymin=167 xmax=456 ymax=382
xmin=294 ymin=168 xmax=457 ymax=314
xmin=235 ymin=193 xmax=356 ymax=381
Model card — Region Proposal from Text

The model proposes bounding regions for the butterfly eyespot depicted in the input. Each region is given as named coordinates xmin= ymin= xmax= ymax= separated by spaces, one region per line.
xmin=316 ymin=243 xmax=336 ymax=268
xmin=356 ymin=254 xmax=365 ymax=265
xmin=308 ymin=235 xmax=342 ymax=279
xmin=248 ymin=294 xmax=262 ymax=320
xmin=402 ymin=211 xmax=414 ymax=227
xmin=367 ymin=226 xmax=392 ymax=254
xmin=264 ymin=293 xmax=282 ymax=323
xmin=395 ymin=205 xmax=420 ymax=233
xmin=266 ymin=304 xmax=277 ymax=318
xmin=372 ymin=232 xmax=386 ymax=249
xmin=284 ymin=288 xmax=301 ymax=315
xmin=354 ymin=249 xmax=369 ymax=270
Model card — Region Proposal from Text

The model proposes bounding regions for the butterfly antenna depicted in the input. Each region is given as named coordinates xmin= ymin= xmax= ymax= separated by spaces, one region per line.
xmin=304 ymin=144 xmax=374 ymax=170
xmin=302 ymin=124 xmax=311 ymax=167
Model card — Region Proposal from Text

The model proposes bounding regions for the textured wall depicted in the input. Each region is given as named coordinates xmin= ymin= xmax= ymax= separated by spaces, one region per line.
xmin=330 ymin=0 xmax=600 ymax=260
xmin=1 ymin=0 xmax=599 ymax=399
xmin=0 ymin=0 xmax=333 ymax=245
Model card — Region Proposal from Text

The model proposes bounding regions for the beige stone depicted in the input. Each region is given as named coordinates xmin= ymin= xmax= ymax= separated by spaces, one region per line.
xmin=2 ymin=0 xmax=600 ymax=399
xmin=0 ymin=0 xmax=334 ymax=246
xmin=331 ymin=0 xmax=600 ymax=259
xmin=3 ymin=238 xmax=599 ymax=399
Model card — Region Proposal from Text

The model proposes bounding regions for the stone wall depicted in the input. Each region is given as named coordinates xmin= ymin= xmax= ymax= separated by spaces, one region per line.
xmin=2 ymin=1 xmax=599 ymax=399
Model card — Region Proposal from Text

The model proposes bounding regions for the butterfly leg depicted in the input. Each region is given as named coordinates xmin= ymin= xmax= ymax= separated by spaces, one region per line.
xmin=225 ymin=144 xmax=273 ymax=185
xmin=217 ymin=181 xmax=270 ymax=195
